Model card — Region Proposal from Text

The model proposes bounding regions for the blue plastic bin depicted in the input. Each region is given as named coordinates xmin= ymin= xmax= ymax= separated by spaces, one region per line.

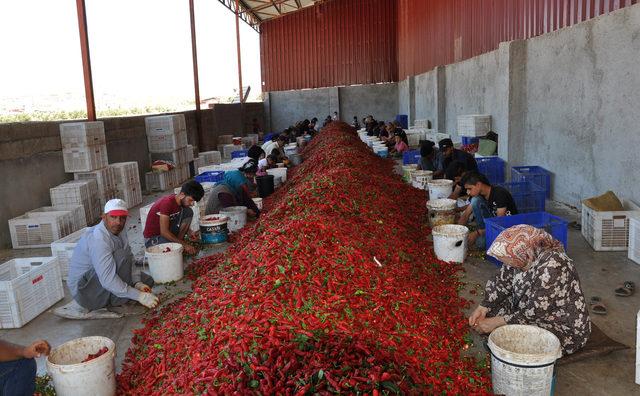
xmin=461 ymin=136 xmax=480 ymax=146
xmin=477 ymin=156 xmax=505 ymax=184
xmin=485 ymin=212 xmax=568 ymax=266
xmin=511 ymin=166 xmax=552 ymax=198
xmin=395 ymin=114 xmax=408 ymax=129
xmin=195 ymin=171 xmax=225 ymax=184
xmin=402 ymin=149 xmax=421 ymax=165
xmin=231 ymin=149 xmax=248 ymax=159
xmin=497 ymin=181 xmax=546 ymax=213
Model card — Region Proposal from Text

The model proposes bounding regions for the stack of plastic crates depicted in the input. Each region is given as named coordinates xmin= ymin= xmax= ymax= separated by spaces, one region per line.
xmin=511 ymin=166 xmax=552 ymax=198
xmin=498 ymin=181 xmax=546 ymax=213
xmin=477 ymin=156 xmax=505 ymax=184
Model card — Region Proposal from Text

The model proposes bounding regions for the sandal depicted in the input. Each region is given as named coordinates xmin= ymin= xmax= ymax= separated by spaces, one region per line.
xmin=589 ymin=296 xmax=607 ymax=315
xmin=615 ymin=281 xmax=635 ymax=297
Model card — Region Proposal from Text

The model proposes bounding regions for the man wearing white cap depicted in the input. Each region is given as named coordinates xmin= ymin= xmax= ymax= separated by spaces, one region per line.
xmin=54 ymin=199 xmax=158 ymax=319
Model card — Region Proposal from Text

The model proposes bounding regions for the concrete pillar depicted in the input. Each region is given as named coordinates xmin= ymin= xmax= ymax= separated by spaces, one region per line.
xmin=435 ymin=66 xmax=446 ymax=133
xmin=264 ymin=92 xmax=272 ymax=132
xmin=503 ymin=40 xmax=527 ymax=169
xmin=329 ymin=87 xmax=340 ymax=121
xmin=408 ymin=76 xmax=416 ymax=125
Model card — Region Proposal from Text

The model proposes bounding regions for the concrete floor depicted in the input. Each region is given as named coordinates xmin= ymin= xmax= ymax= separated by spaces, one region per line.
xmin=0 ymin=193 xmax=638 ymax=394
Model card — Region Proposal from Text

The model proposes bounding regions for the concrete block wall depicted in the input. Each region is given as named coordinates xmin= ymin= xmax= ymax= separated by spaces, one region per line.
xmin=0 ymin=103 xmax=263 ymax=248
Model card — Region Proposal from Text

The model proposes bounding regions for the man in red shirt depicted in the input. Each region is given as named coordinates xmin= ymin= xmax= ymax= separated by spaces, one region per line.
xmin=143 ymin=181 xmax=204 ymax=255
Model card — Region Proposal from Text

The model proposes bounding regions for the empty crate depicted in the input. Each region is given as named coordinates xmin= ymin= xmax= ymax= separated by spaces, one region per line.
xmin=457 ymin=115 xmax=492 ymax=137
xmin=145 ymin=114 xmax=186 ymax=134
xmin=498 ymin=182 xmax=546 ymax=213
xmin=150 ymin=146 xmax=190 ymax=165
xmin=0 ymin=257 xmax=64 ymax=328
xmin=581 ymin=199 xmax=640 ymax=251
xmin=29 ymin=205 xmax=86 ymax=233
xmin=74 ymin=167 xmax=117 ymax=206
xmin=51 ymin=227 xmax=89 ymax=280
xmin=485 ymin=212 xmax=568 ymax=266
xmin=145 ymin=170 xmax=178 ymax=192
xmin=59 ymin=121 xmax=106 ymax=148
xmin=50 ymin=180 xmax=100 ymax=224
xmin=629 ymin=216 xmax=640 ymax=265
xmin=512 ymin=166 xmax=552 ymax=198
xmin=9 ymin=211 xmax=75 ymax=249
xmin=110 ymin=162 xmax=140 ymax=189
xmin=477 ymin=156 xmax=506 ymax=184
xmin=62 ymin=144 xmax=109 ymax=173
xmin=199 ymin=151 xmax=222 ymax=165
xmin=402 ymin=150 xmax=421 ymax=165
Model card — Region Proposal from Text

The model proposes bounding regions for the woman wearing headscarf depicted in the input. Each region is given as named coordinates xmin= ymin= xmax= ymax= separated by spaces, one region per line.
xmin=469 ymin=225 xmax=590 ymax=355
xmin=205 ymin=160 xmax=260 ymax=218
xmin=247 ymin=145 xmax=265 ymax=163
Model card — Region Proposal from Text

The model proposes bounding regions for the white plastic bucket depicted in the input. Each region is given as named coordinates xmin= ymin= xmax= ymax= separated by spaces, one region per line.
xmin=432 ymin=224 xmax=468 ymax=263
xmin=200 ymin=215 xmax=228 ymax=244
xmin=488 ymin=324 xmax=562 ymax=396
xmin=219 ymin=206 xmax=248 ymax=232
xmin=47 ymin=336 xmax=116 ymax=396
xmin=402 ymin=164 xmax=418 ymax=183
xmin=273 ymin=175 xmax=282 ymax=188
xmin=373 ymin=144 xmax=388 ymax=158
xmin=252 ymin=197 xmax=263 ymax=210
xmin=267 ymin=167 xmax=287 ymax=183
xmin=284 ymin=144 xmax=298 ymax=157
xmin=411 ymin=170 xmax=433 ymax=189
xmin=145 ymin=242 xmax=184 ymax=283
xmin=428 ymin=179 xmax=454 ymax=199
xmin=427 ymin=198 xmax=457 ymax=227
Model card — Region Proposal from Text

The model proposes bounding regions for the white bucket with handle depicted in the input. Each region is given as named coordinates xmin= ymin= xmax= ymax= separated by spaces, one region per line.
xmin=46 ymin=336 xmax=116 ymax=396
xmin=411 ymin=170 xmax=433 ymax=190
xmin=220 ymin=206 xmax=248 ymax=232
xmin=428 ymin=179 xmax=454 ymax=199
xmin=145 ymin=242 xmax=184 ymax=283
xmin=402 ymin=164 xmax=418 ymax=183
xmin=266 ymin=167 xmax=287 ymax=183
xmin=431 ymin=224 xmax=468 ymax=263
xmin=427 ymin=198 xmax=457 ymax=227
xmin=488 ymin=324 xmax=562 ymax=396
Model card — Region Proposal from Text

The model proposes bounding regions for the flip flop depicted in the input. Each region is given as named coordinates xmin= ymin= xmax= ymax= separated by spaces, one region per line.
xmin=615 ymin=281 xmax=635 ymax=297
xmin=589 ymin=296 xmax=607 ymax=315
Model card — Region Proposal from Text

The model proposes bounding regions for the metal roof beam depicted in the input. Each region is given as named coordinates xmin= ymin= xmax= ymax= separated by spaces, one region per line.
xmin=217 ymin=0 xmax=260 ymax=32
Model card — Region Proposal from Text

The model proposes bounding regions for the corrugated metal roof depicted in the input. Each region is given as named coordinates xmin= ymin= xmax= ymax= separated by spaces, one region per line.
xmin=218 ymin=0 xmax=321 ymax=32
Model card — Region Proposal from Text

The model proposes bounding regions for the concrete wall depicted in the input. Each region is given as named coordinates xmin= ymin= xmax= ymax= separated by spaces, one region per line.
xmin=0 ymin=104 xmax=263 ymax=248
xmin=339 ymin=84 xmax=398 ymax=125
xmin=414 ymin=70 xmax=437 ymax=125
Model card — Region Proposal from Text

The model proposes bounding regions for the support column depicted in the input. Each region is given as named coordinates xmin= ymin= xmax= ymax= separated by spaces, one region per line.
xmin=435 ymin=66 xmax=446 ymax=133
xmin=188 ymin=0 xmax=204 ymax=149
xmin=75 ymin=0 xmax=96 ymax=121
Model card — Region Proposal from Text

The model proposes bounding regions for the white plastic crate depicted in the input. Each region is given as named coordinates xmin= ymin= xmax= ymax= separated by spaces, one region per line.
xmin=457 ymin=114 xmax=492 ymax=137
xmin=581 ymin=199 xmax=640 ymax=251
xmin=110 ymin=162 xmax=140 ymax=189
xmin=29 ymin=205 xmax=86 ymax=233
xmin=414 ymin=119 xmax=429 ymax=128
xmin=60 ymin=121 xmax=106 ymax=148
xmin=145 ymin=114 xmax=186 ymax=135
xmin=177 ymin=164 xmax=190 ymax=183
xmin=62 ymin=144 xmax=109 ymax=172
xmin=199 ymin=151 xmax=222 ymax=165
xmin=193 ymin=157 xmax=205 ymax=171
xmin=0 ymin=257 xmax=64 ymax=328
xmin=116 ymin=182 xmax=142 ymax=209
xmin=74 ymin=167 xmax=117 ymax=206
xmin=51 ymin=227 xmax=89 ymax=280
xmin=9 ymin=211 xmax=75 ymax=249
xmin=145 ymin=170 xmax=178 ymax=192
xmin=629 ymin=216 xmax=640 ymax=265
xmin=222 ymin=144 xmax=245 ymax=160
xmin=406 ymin=133 xmax=421 ymax=147
xmin=50 ymin=180 xmax=101 ymax=225
xmin=150 ymin=146 xmax=190 ymax=165
xmin=146 ymin=129 xmax=188 ymax=153
xmin=187 ymin=144 xmax=195 ymax=163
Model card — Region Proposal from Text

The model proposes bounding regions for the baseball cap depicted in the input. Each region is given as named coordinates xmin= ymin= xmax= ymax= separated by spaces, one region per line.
xmin=439 ymin=138 xmax=454 ymax=150
xmin=104 ymin=199 xmax=129 ymax=216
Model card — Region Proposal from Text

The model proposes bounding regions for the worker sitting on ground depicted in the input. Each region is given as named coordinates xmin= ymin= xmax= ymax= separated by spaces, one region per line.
xmin=247 ymin=145 xmax=265 ymax=163
xmin=55 ymin=199 xmax=159 ymax=320
xmin=446 ymin=160 xmax=471 ymax=200
xmin=390 ymin=132 xmax=409 ymax=156
xmin=143 ymin=181 xmax=204 ymax=255
xmin=435 ymin=138 xmax=477 ymax=178
xmin=0 ymin=339 xmax=50 ymax=395
xmin=262 ymin=134 xmax=287 ymax=156
xmin=416 ymin=141 xmax=437 ymax=171
xmin=206 ymin=160 xmax=261 ymax=218
xmin=469 ymin=225 xmax=591 ymax=355
xmin=258 ymin=153 xmax=278 ymax=173
xmin=458 ymin=172 xmax=518 ymax=249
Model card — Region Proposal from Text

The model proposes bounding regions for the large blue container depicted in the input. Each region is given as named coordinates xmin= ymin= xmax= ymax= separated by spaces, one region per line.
xmin=477 ymin=156 xmax=505 ymax=184
xmin=484 ymin=212 xmax=568 ymax=266
xmin=497 ymin=181 xmax=546 ymax=213
xmin=231 ymin=149 xmax=248 ymax=159
xmin=195 ymin=171 xmax=225 ymax=184
xmin=395 ymin=114 xmax=409 ymax=129
xmin=511 ymin=166 xmax=552 ymax=198
xmin=402 ymin=149 xmax=421 ymax=165
xmin=461 ymin=136 xmax=480 ymax=146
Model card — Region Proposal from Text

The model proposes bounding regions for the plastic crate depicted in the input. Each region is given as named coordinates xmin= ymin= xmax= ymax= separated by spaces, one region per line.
xmin=115 ymin=182 xmax=142 ymax=209
xmin=186 ymin=144 xmax=195 ymax=163
xmin=51 ymin=228 xmax=89 ymax=280
xmin=146 ymin=129 xmax=188 ymax=153
xmin=110 ymin=162 xmax=140 ymax=189
xmin=150 ymin=145 xmax=190 ymax=165
xmin=461 ymin=136 xmax=480 ymax=145
xmin=145 ymin=114 xmax=186 ymax=135
xmin=231 ymin=149 xmax=249 ymax=159
xmin=62 ymin=144 xmax=109 ymax=172
xmin=199 ymin=151 xmax=222 ymax=165
xmin=222 ymin=144 xmax=245 ymax=160
xmin=74 ymin=167 xmax=117 ymax=206
xmin=581 ymin=199 xmax=640 ymax=251
xmin=145 ymin=170 xmax=178 ymax=192
xmin=0 ymin=257 xmax=64 ymax=328
xmin=485 ymin=212 xmax=568 ymax=266
xmin=50 ymin=180 xmax=101 ymax=225
xmin=457 ymin=114 xmax=492 ymax=137
xmin=29 ymin=205 xmax=86 ymax=233
xmin=511 ymin=166 xmax=552 ymax=199
xmin=60 ymin=121 xmax=106 ymax=148
xmin=497 ymin=181 xmax=546 ymax=213
xmin=477 ymin=156 xmax=506 ymax=184
xmin=402 ymin=150 xmax=421 ymax=165
xmin=195 ymin=171 xmax=225 ymax=184
xmin=8 ymin=211 xmax=76 ymax=249
xmin=395 ymin=114 xmax=408 ymax=129
xmin=628 ymin=216 xmax=640 ymax=264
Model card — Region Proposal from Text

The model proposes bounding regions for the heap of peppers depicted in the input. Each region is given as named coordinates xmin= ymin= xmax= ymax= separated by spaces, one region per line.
xmin=118 ymin=123 xmax=491 ymax=394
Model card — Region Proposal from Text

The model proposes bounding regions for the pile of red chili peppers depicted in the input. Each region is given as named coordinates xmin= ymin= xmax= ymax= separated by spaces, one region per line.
xmin=118 ymin=123 xmax=491 ymax=394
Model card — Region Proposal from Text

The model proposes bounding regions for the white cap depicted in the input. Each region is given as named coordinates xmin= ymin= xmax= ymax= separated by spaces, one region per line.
xmin=104 ymin=199 xmax=129 ymax=216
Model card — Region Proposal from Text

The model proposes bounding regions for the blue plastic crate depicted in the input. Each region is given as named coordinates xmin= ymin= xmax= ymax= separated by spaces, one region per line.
xmin=511 ymin=166 xmax=551 ymax=198
xmin=461 ymin=136 xmax=480 ymax=146
xmin=485 ymin=212 xmax=568 ymax=266
xmin=231 ymin=149 xmax=248 ymax=159
xmin=395 ymin=114 xmax=408 ymax=129
xmin=195 ymin=171 xmax=225 ymax=184
xmin=498 ymin=181 xmax=546 ymax=213
xmin=476 ymin=156 xmax=505 ymax=184
xmin=402 ymin=149 xmax=421 ymax=165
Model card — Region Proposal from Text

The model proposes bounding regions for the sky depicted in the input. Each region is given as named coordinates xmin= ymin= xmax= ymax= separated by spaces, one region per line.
xmin=0 ymin=0 xmax=262 ymax=110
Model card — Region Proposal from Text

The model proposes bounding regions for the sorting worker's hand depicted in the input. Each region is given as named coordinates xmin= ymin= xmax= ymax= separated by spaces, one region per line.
xmin=23 ymin=340 xmax=51 ymax=358
xmin=134 ymin=282 xmax=152 ymax=293
xmin=183 ymin=243 xmax=198 ymax=255
xmin=138 ymin=292 xmax=159 ymax=309
xmin=468 ymin=305 xmax=489 ymax=327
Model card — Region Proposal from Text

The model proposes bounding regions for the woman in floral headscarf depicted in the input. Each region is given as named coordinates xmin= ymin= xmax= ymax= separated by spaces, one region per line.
xmin=468 ymin=225 xmax=591 ymax=355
